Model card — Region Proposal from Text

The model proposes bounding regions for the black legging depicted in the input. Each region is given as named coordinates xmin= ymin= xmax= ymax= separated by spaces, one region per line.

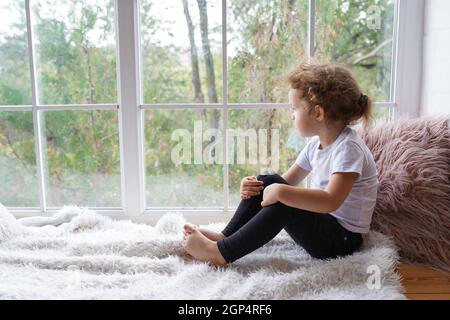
xmin=216 ymin=174 xmax=363 ymax=263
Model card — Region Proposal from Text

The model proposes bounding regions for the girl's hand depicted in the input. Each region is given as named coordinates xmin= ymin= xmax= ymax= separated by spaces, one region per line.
xmin=261 ymin=184 xmax=282 ymax=207
xmin=240 ymin=176 xmax=264 ymax=200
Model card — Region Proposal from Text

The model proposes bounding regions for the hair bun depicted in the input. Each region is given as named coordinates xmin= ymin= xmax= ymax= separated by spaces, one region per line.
xmin=358 ymin=93 xmax=368 ymax=108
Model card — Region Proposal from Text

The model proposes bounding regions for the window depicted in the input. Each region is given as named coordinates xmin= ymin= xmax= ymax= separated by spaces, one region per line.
xmin=0 ymin=1 xmax=32 ymax=105
xmin=144 ymin=109 xmax=224 ymax=208
xmin=140 ymin=0 xmax=224 ymax=209
xmin=41 ymin=109 xmax=121 ymax=207
xmin=315 ymin=0 xmax=395 ymax=102
xmin=1 ymin=0 xmax=417 ymax=215
xmin=31 ymin=0 xmax=117 ymax=105
xmin=139 ymin=0 xmax=393 ymax=211
xmin=0 ymin=1 xmax=36 ymax=207
xmin=1 ymin=0 xmax=120 ymax=211
xmin=0 ymin=111 xmax=38 ymax=207
xmin=227 ymin=0 xmax=308 ymax=104
xmin=140 ymin=0 xmax=222 ymax=104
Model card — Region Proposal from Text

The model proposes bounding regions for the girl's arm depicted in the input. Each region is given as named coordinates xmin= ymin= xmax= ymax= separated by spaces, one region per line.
xmin=282 ymin=163 xmax=310 ymax=186
xmin=262 ymin=172 xmax=359 ymax=213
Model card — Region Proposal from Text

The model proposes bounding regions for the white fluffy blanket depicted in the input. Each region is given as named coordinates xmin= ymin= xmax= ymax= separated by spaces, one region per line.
xmin=0 ymin=204 xmax=405 ymax=300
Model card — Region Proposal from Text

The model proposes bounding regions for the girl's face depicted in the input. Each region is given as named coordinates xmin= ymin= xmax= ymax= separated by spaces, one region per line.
xmin=289 ymin=89 xmax=320 ymax=137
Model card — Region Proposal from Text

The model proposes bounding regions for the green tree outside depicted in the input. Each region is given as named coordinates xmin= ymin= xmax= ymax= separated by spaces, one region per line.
xmin=0 ymin=0 xmax=393 ymax=208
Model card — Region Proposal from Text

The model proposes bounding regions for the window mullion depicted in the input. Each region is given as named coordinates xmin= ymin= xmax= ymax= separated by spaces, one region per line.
xmin=391 ymin=0 xmax=424 ymax=121
xmin=306 ymin=0 xmax=316 ymax=189
xmin=308 ymin=0 xmax=316 ymax=61
xmin=222 ymin=0 xmax=229 ymax=212
xmin=115 ymin=0 xmax=145 ymax=216
xmin=389 ymin=0 xmax=400 ymax=122
xmin=25 ymin=0 xmax=47 ymax=213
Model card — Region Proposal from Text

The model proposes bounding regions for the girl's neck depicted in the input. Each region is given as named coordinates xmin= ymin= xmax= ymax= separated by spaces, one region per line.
xmin=317 ymin=124 xmax=347 ymax=150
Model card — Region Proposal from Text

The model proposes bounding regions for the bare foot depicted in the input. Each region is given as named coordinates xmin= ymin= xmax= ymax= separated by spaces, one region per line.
xmin=183 ymin=228 xmax=227 ymax=266
xmin=183 ymin=223 xmax=225 ymax=241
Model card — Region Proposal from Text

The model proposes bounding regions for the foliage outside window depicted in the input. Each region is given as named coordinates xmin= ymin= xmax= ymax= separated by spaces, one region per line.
xmin=0 ymin=0 xmax=394 ymax=210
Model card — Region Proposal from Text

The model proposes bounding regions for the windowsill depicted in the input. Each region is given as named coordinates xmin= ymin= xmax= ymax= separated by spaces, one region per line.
xmin=10 ymin=208 xmax=235 ymax=226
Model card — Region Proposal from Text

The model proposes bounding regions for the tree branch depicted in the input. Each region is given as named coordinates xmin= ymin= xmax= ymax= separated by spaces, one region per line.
xmin=352 ymin=38 xmax=392 ymax=65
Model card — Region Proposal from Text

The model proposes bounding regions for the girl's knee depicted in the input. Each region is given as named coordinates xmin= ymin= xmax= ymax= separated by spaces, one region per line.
xmin=260 ymin=202 xmax=296 ymax=219
xmin=257 ymin=174 xmax=288 ymax=187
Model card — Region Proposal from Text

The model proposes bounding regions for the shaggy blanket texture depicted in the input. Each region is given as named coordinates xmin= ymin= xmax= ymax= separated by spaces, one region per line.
xmin=355 ymin=116 xmax=450 ymax=272
xmin=0 ymin=205 xmax=405 ymax=300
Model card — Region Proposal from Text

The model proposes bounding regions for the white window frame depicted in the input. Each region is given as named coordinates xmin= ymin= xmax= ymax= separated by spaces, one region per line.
xmin=5 ymin=0 xmax=424 ymax=221
xmin=391 ymin=0 xmax=424 ymax=120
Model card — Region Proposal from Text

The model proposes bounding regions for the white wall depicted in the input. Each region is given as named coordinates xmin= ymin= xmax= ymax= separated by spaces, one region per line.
xmin=421 ymin=0 xmax=450 ymax=117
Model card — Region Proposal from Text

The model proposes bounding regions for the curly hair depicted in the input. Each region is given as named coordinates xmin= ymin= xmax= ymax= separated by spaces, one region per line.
xmin=287 ymin=63 xmax=375 ymax=131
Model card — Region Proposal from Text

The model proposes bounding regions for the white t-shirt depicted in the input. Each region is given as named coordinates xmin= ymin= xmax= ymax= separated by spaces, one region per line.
xmin=295 ymin=126 xmax=379 ymax=234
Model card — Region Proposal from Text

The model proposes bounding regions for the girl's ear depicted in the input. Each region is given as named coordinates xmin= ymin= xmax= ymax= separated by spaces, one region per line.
xmin=313 ymin=105 xmax=325 ymax=121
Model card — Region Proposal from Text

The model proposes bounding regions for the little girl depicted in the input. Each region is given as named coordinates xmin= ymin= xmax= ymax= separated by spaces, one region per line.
xmin=183 ymin=63 xmax=380 ymax=266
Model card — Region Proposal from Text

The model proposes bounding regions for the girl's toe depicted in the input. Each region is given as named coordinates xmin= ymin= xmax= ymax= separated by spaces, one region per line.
xmin=183 ymin=223 xmax=197 ymax=234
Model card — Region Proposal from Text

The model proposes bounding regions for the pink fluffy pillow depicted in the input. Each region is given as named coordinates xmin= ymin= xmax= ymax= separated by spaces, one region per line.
xmin=355 ymin=116 xmax=450 ymax=271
